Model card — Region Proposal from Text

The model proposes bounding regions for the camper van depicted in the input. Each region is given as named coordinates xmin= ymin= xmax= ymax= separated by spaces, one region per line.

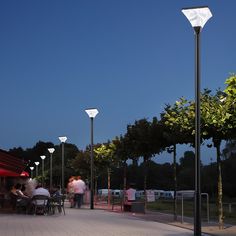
xmin=153 ymin=190 xmax=165 ymax=199
xmin=98 ymin=189 xmax=109 ymax=196
xmin=162 ymin=191 xmax=174 ymax=199
xmin=112 ymin=189 xmax=123 ymax=197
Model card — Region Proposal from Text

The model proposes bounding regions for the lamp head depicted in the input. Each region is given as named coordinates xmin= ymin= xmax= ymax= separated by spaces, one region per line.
xmin=59 ymin=136 xmax=67 ymax=143
xmin=34 ymin=162 xmax=40 ymax=166
xmin=48 ymin=148 xmax=55 ymax=154
xmin=40 ymin=155 xmax=46 ymax=160
xmin=182 ymin=6 xmax=212 ymax=30
xmin=85 ymin=108 xmax=99 ymax=118
xmin=30 ymin=166 xmax=34 ymax=170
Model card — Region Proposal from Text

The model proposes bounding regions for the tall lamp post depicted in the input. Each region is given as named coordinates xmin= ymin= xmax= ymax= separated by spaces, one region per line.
xmin=40 ymin=155 xmax=46 ymax=186
xmin=85 ymin=108 xmax=99 ymax=210
xmin=30 ymin=166 xmax=34 ymax=178
xmin=48 ymin=148 xmax=55 ymax=191
xmin=59 ymin=136 xmax=67 ymax=194
xmin=182 ymin=6 xmax=212 ymax=236
xmin=34 ymin=162 xmax=40 ymax=178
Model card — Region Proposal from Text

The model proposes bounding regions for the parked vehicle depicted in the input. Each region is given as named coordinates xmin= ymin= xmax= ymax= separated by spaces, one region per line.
xmin=98 ymin=189 xmax=109 ymax=196
xmin=153 ymin=190 xmax=165 ymax=199
xmin=176 ymin=190 xmax=194 ymax=199
xmin=112 ymin=189 xmax=123 ymax=197
xmin=162 ymin=191 xmax=174 ymax=199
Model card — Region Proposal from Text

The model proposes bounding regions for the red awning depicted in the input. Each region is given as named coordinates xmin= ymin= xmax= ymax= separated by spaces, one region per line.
xmin=0 ymin=168 xmax=29 ymax=177
xmin=0 ymin=149 xmax=26 ymax=173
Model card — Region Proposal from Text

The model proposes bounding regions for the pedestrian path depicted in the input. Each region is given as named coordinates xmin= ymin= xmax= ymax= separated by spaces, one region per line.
xmin=0 ymin=207 xmax=194 ymax=236
xmin=0 ymin=202 xmax=235 ymax=236
xmin=106 ymin=203 xmax=236 ymax=236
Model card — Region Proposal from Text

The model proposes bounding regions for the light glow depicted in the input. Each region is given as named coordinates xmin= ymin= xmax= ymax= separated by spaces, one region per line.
xmin=35 ymin=162 xmax=40 ymax=166
xmin=85 ymin=108 xmax=99 ymax=118
xmin=48 ymin=148 xmax=55 ymax=153
xmin=182 ymin=6 xmax=212 ymax=29
xmin=59 ymin=136 xmax=67 ymax=143
xmin=40 ymin=155 xmax=46 ymax=160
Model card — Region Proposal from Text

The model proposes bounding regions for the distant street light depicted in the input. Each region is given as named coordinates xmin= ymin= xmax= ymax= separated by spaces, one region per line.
xmin=34 ymin=162 xmax=40 ymax=178
xmin=40 ymin=155 xmax=46 ymax=186
xmin=182 ymin=6 xmax=212 ymax=236
xmin=30 ymin=166 xmax=34 ymax=178
xmin=48 ymin=148 xmax=55 ymax=191
xmin=85 ymin=108 xmax=99 ymax=210
xmin=59 ymin=136 xmax=67 ymax=194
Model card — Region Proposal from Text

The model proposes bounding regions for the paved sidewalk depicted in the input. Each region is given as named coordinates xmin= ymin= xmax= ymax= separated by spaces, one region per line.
xmin=0 ymin=202 xmax=235 ymax=236
xmin=0 ymin=207 xmax=196 ymax=236
xmin=107 ymin=203 xmax=236 ymax=236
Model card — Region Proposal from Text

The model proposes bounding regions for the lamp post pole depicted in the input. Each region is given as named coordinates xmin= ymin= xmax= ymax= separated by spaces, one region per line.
xmin=182 ymin=6 xmax=212 ymax=236
xmin=35 ymin=162 xmax=40 ymax=178
xmin=85 ymin=108 xmax=99 ymax=210
xmin=59 ymin=137 xmax=67 ymax=194
xmin=48 ymin=148 xmax=55 ymax=191
xmin=30 ymin=166 xmax=34 ymax=178
xmin=40 ymin=155 xmax=46 ymax=186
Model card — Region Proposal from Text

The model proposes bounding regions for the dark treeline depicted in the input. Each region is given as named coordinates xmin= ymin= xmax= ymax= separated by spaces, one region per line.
xmin=6 ymin=75 xmax=236 ymax=227
xmin=8 ymin=141 xmax=236 ymax=199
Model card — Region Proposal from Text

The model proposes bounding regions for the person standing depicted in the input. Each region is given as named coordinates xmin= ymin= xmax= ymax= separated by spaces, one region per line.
xmin=126 ymin=184 xmax=136 ymax=202
xmin=73 ymin=176 xmax=86 ymax=208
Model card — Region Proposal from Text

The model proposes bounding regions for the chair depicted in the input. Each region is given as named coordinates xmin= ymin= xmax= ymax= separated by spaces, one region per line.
xmin=10 ymin=192 xmax=28 ymax=214
xmin=31 ymin=195 xmax=49 ymax=215
xmin=49 ymin=195 xmax=65 ymax=215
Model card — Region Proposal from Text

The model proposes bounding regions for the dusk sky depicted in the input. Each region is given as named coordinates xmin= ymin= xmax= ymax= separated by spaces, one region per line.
xmin=0 ymin=1 xmax=235 ymax=164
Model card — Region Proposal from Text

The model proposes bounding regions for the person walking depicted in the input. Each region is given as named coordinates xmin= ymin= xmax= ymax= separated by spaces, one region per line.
xmin=67 ymin=176 xmax=75 ymax=208
xmin=73 ymin=176 xmax=86 ymax=208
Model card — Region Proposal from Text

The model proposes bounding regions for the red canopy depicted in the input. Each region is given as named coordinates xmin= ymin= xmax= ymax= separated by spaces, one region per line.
xmin=0 ymin=149 xmax=26 ymax=174
xmin=0 ymin=168 xmax=29 ymax=177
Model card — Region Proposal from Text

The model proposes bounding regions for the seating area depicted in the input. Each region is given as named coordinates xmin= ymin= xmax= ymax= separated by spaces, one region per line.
xmin=123 ymin=201 xmax=145 ymax=213
xmin=6 ymin=194 xmax=66 ymax=215
xmin=111 ymin=195 xmax=145 ymax=213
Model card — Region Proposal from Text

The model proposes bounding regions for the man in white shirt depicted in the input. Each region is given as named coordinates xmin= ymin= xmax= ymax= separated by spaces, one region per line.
xmin=126 ymin=184 xmax=136 ymax=202
xmin=73 ymin=176 xmax=86 ymax=208
xmin=32 ymin=183 xmax=50 ymax=205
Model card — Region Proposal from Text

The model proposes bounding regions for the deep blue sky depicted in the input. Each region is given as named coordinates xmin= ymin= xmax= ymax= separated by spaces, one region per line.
xmin=0 ymin=1 xmax=235 ymax=164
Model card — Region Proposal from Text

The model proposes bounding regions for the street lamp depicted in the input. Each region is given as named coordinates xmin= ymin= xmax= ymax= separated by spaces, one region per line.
xmin=30 ymin=166 xmax=34 ymax=178
xmin=40 ymin=155 xmax=46 ymax=186
xmin=48 ymin=148 xmax=55 ymax=191
xmin=34 ymin=162 xmax=40 ymax=178
xmin=59 ymin=136 xmax=67 ymax=194
xmin=85 ymin=108 xmax=99 ymax=209
xmin=182 ymin=6 xmax=212 ymax=236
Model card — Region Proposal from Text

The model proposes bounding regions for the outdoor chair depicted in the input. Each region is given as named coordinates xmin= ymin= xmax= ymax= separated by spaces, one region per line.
xmin=31 ymin=195 xmax=49 ymax=215
xmin=49 ymin=195 xmax=65 ymax=215
xmin=10 ymin=192 xmax=28 ymax=214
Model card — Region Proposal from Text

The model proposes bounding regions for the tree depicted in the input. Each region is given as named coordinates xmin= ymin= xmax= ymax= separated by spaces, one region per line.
xmin=160 ymin=97 xmax=195 ymax=220
xmin=201 ymin=88 xmax=231 ymax=229
xmin=94 ymin=142 xmax=117 ymax=207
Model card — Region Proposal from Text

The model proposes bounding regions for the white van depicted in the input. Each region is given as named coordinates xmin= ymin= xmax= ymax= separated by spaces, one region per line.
xmin=98 ymin=189 xmax=109 ymax=196
xmin=163 ymin=191 xmax=174 ymax=199
xmin=153 ymin=190 xmax=165 ymax=199
xmin=112 ymin=189 xmax=123 ymax=197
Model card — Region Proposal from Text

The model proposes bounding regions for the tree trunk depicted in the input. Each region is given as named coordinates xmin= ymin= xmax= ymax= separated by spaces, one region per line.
xmin=173 ymin=144 xmax=177 ymax=221
xmin=216 ymin=143 xmax=224 ymax=229
xmin=107 ymin=167 xmax=111 ymax=208
xmin=123 ymin=161 xmax=127 ymax=203
xmin=143 ymin=157 xmax=148 ymax=212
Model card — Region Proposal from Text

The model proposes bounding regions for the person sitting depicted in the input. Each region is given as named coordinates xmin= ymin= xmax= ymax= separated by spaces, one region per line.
xmin=51 ymin=186 xmax=61 ymax=197
xmin=10 ymin=183 xmax=30 ymax=211
xmin=31 ymin=183 xmax=50 ymax=214
xmin=32 ymin=183 xmax=50 ymax=198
